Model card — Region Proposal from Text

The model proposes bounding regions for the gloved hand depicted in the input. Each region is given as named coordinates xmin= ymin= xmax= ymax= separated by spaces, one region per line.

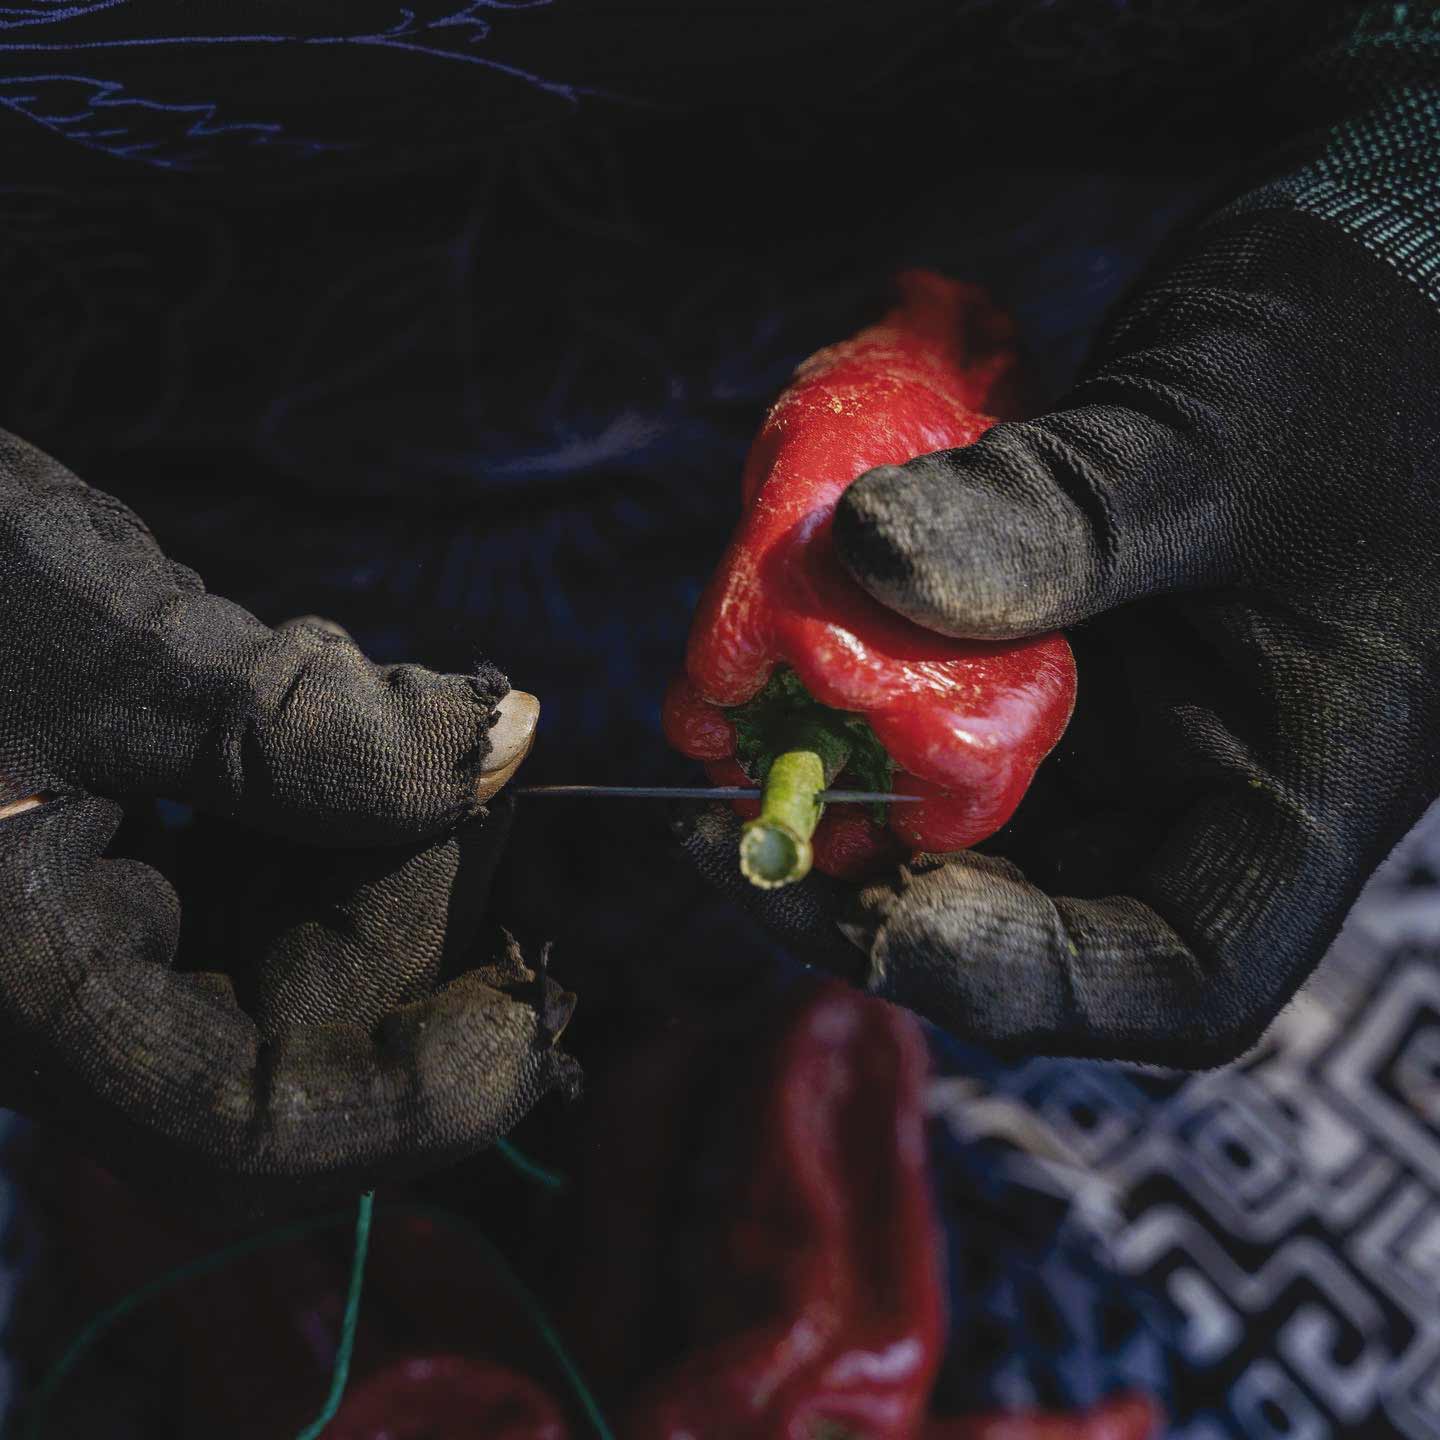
xmin=680 ymin=195 xmax=1440 ymax=1066
xmin=0 ymin=433 xmax=578 ymax=1208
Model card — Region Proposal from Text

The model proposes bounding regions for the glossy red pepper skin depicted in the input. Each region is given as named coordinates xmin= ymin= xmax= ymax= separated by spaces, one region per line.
xmin=664 ymin=271 xmax=1076 ymax=873
xmin=330 ymin=1356 xmax=568 ymax=1440
xmin=617 ymin=981 xmax=947 ymax=1440
xmin=578 ymin=981 xmax=1161 ymax=1440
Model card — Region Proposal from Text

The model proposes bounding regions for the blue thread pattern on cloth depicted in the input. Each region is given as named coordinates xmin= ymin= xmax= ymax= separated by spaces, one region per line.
xmin=0 ymin=2 xmax=601 ymax=170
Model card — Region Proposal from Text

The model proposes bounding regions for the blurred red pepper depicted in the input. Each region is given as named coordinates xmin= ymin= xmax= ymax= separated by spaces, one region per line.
xmin=568 ymin=980 xmax=1163 ymax=1440
xmin=662 ymin=271 xmax=1076 ymax=887
xmin=330 ymin=1356 xmax=567 ymax=1440
xmin=614 ymin=983 xmax=946 ymax=1440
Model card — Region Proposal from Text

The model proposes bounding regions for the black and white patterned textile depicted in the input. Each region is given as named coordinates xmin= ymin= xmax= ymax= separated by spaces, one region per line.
xmin=928 ymin=803 xmax=1440 ymax=1439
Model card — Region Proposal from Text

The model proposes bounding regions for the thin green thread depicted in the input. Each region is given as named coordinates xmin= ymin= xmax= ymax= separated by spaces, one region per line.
xmin=400 ymin=1204 xmax=616 ymax=1440
xmin=21 ymin=1205 xmax=356 ymax=1440
xmin=23 ymin=1191 xmax=610 ymax=1440
xmin=495 ymin=1137 xmax=568 ymax=1192
xmin=293 ymin=1189 xmax=374 ymax=1440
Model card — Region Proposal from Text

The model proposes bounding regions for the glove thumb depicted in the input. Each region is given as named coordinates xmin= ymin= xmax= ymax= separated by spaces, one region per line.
xmin=832 ymin=397 xmax=1238 ymax=641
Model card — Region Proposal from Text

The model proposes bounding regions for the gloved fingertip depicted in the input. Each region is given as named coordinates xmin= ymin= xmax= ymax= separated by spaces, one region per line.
xmin=0 ymin=792 xmax=49 ymax=821
xmin=276 ymin=614 xmax=355 ymax=642
xmin=222 ymin=628 xmax=533 ymax=843
xmin=837 ymin=874 xmax=898 ymax=968
xmin=832 ymin=460 xmax=920 ymax=580
xmin=835 ymin=440 xmax=1104 ymax=639
xmin=525 ymin=938 xmax=576 ymax=1045
xmin=7 ymin=791 xmax=126 ymax=861
xmin=540 ymin=983 xmax=578 ymax=1047
xmin=470 ymin=661 xmax=511 ymax=709
xmin=473 ymin=690 xmax=539 ymax=802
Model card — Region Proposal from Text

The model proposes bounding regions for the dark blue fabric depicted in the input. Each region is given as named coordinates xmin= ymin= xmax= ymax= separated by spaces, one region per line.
xmin=0 ymin=2 xmax=1303 ymax=178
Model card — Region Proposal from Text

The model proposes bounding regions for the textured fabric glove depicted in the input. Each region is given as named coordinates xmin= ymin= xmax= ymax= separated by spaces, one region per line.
xmin=681 ymin=38 xmax=1440 ymax=1064
xmin=0 ymin=433 xmax=578 ymax=1207
xmin=0 ymin=431 xmax=536 ymax=837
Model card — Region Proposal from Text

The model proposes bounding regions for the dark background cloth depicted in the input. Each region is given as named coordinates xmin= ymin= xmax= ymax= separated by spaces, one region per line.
xmin=0 ymin=2 xmax=1304 ymax=183
xmin=0 ymin=0 xmax=1313 ymax=486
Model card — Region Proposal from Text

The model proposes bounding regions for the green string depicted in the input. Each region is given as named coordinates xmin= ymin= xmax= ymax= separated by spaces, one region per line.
xmin=21 ymin=1205 xmax=356 ymax=1440
xmin=293 ymin=1190 xmax=374 ymax=1440
xmin=399 ymin=1204 xmax=616 ymax=1440
xmin=22 ymin=1162 xmax=609 ymax=1440
xmin=495 ymin=1137 xmax=568 ymax=1192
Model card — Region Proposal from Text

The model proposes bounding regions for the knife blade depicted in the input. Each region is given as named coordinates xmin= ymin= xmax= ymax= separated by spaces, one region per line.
xmin=512 ymin=784 xmax=921 ymax=803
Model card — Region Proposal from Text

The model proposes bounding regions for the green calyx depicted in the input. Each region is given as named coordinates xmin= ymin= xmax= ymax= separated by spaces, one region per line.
xmin=727 ymin=669 xmax=893 ymax=889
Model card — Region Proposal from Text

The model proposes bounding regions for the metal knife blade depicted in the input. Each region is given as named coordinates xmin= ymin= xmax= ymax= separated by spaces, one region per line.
xmin=512 ymin=784 xmax=921 ymax=803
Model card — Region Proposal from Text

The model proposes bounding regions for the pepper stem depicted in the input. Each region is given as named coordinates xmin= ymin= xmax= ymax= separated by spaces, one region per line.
xmin=739 ymin=714 xmax=852 ymax=889
xmin=740 ymin=749 xmax=825 ymax=888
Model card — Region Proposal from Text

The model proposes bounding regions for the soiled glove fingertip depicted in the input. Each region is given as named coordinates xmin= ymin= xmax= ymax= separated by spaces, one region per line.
xmin=835 ymin=458 xmax=1028 ymax=639
xmin=837 ymin=441 xmax=1107 ymax=639
xmin=671 ymin=801 xmax=881 ymax=980
xmin=547 ymin=1047 xmax=584 ymax=1103
xmin=377 ymin=977 xmax=582 ymax=1135
xmin=832 ymin=462 xmax=920 ymax=590
xmin=470 ymin=660 xmax=511 ymax=710
xmin=839 ymin=870 xmax=904 ymax=986
xmin=854 ymin=852 xmax=1078 ymax=1046
xmin=230 ymin=616 xmax=538 ymax=845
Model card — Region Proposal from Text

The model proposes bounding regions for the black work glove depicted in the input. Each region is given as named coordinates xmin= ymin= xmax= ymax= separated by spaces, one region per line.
xmin=0 ymin=433 xmax=578 ymax=1207
xmin=681 ymin=203 xmax=1440 ymax=1068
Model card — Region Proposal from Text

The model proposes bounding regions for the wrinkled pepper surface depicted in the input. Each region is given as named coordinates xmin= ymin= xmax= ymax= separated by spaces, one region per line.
xmin=615 ymin=982 xmax=947 ymax=1439
xmin=330 ymin=1356 xmax=568 ymax=1440
xmin=663 ymin=270 xmax=1076 ymax=886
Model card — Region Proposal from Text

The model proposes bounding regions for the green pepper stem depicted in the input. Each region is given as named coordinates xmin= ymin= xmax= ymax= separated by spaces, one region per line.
xmin=740 ymin=748 xmax=826 ymax=888
xmin=738 ymin=708 xmax=854 ymax=888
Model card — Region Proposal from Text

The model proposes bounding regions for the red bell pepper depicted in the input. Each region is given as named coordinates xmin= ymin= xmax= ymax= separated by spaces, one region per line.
xmin=329 ymin=1356 xmax=568 ymax=1440
xmin=572 ymin=979 xmax=1161 ymax=1440
xmin=573 ymin=973 xmax=944 ymax=1434
xmin=663 ymin=270 xmax=1076 ymax=886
